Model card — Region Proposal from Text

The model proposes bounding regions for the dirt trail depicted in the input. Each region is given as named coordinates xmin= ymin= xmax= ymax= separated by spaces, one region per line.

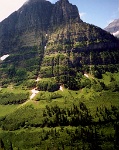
xmin=84 ymin=73 xmax=94 ymax=79
xmin=18 ymin=89 xmax=39 ymax=108
xmin=30 ymin=88 xmax=39 ymax=100
xmin=84 ymin=74 xmax=89 ymax=78
xmin=60 ymin=85 xmax=64 ymax=91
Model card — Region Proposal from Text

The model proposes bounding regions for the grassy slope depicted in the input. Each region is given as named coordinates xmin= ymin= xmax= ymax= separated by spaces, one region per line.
xmin=0 ymin=88 xmax=29 ymax=117
xmin=0 ymin=105 xmax=18 ymax=117
xmin=0 ymin=72 xmax=119 ymax=117
xmin=0 ymin=72 xmax=119 ymax=149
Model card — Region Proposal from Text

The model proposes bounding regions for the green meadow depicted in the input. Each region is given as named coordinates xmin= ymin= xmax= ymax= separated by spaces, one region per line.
xmin=0 ymin=72 xmax=119 ymax=149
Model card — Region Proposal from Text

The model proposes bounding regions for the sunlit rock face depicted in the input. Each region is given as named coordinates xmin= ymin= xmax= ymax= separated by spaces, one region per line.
xmin=105 ymin=19 xmax=119 ymax=38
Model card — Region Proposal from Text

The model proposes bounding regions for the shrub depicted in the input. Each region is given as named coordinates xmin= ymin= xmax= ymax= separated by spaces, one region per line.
xmin=0 ymin=92 xmax=29 ymax=105
xmin=37 ymin=79 xmax=59 ymax=92
xmin=107 ymin=81 xmax=119 ymax=92
xmin=24 ymin=80 xmax=36 ymax=89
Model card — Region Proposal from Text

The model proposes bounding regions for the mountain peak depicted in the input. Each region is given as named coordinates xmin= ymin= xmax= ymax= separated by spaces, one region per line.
xmin=105 ymin=18 xmax=119 ymax=37
xmin=27 ymin=0 xmax=46 ymax=2
xmin=50 ymin=0 xmax=81 ymax=26
xmin=59 ymin=0 xmax=69 ymax=3
xmin=22 ymin=0 xmax=50 ymax=6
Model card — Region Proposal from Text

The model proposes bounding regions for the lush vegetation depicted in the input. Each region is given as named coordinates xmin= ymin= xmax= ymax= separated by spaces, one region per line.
xmin=39 ymin=48 xmax=119 ymax=90
xmin=0 ymin=98 xmax=119 ymax=149
xmin=37 ymin=78 xmax=59 ymax=92
xmin=0 ymin=91 xmax=29 ymax=105
xmin=0 ymin=46 xmax=43 ymax=88
xmin=0 ymin=72 xmax=119 ymax=149
xmin=0 ymin=123 xmax=119 ymax=150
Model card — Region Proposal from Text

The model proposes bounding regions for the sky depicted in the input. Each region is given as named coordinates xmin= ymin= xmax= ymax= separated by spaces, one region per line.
xmin=0 ymin=0 xmax=118 ymax=29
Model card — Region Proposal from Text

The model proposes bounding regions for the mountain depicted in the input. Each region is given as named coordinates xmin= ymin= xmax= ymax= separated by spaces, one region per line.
xmin=0 ymin=0 xmax=119 ymax=89
xmin=105 ymin=19 xmax=119 ymax=38
xmin=0 ymin=0 xmax=118 ymax=54
xmin=0 ymin=0 xmax=80 ymax=54
xmin=0 ymin=1 xmax=119 ymax=149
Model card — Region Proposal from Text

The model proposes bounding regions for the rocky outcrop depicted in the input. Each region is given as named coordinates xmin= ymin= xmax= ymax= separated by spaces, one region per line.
xmin=50 ymin=0 xmax=81 ymax=26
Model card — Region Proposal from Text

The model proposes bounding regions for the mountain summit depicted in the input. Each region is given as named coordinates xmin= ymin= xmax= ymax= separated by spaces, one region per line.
xmin=50 ymin=0 xmax=81 ymax=26
xmin=0 ymin=0 xmax=81 ymax=54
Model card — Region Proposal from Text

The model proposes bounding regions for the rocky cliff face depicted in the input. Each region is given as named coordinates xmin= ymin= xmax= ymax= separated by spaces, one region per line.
xmin=0 ymin=0 xmax=81 ymax=54
xmin=0 ymin=0 xmax=118 ymax=55
xmin=50 ymin=0 xmax=81 ymax=26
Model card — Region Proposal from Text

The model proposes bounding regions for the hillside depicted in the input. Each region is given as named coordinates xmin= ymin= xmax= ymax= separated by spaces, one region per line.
xmin=0 ymin=0 xmax=119 ymax=149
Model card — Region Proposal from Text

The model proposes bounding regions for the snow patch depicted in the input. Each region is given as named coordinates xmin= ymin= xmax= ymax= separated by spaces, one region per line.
xmin=30 ymin=88 xmax=39 ymax=100
xmin=84 ymin=74 xmax=89 ymax=78
xmin=36 ymin=77 xmax=40 ymax=82
xmin=60 ymin=86 xmax=63 ymax=91
xmin=0 ymin=54 xmax=9 ymax=61
xmin=113 ymin=31 xmax=119 ymax=36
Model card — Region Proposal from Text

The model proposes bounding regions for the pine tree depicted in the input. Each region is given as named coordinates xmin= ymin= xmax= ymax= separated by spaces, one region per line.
xmin=0 ymin=139 xmax=4 ymax=149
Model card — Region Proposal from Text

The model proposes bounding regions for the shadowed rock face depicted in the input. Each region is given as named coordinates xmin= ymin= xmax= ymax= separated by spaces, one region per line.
xmin=0 ymin=0 xmax=118 ymax=56
xmin=0 ymin=0 xmax=81 ymax=54
xmin=50 ymin=0 xmax=81 ymax=26
xmin=16 ymin=0 xmax=53 ymax=30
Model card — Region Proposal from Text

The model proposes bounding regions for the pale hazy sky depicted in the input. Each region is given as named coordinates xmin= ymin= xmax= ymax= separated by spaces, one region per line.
xmin=0 ymin=0 xmax=27 ymax=21
xmin=0 ymin=0 xmax=118 ymax=28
